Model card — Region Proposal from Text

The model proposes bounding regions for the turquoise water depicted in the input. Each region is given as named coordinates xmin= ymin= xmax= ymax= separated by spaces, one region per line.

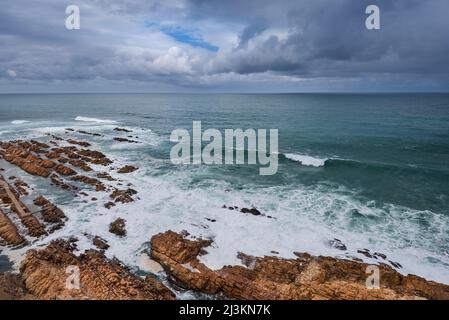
xmin=1 ymin=93 xmax=449 ymax=284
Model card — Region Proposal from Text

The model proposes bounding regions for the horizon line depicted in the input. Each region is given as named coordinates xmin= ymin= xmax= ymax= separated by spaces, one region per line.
xmin=1 ymin=91 xmax=449 ymax=95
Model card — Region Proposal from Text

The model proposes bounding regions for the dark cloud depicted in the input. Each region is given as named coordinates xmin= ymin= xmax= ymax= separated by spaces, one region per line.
xmin=1 ymin=0 xmax=449 ymax=92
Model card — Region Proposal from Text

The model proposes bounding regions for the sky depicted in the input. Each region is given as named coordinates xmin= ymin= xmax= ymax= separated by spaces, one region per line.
xmin=1 ymin=0 xmax=449 ymax=93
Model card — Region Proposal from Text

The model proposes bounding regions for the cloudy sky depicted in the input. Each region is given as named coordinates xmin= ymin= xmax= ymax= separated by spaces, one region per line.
xmin=1 ymin=0 xmax=449 ymax=93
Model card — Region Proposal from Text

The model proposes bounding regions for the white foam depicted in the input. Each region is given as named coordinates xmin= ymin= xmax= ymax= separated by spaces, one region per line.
xmin=285 ymin=153 xmax=327 ymax=167
xmin=75 ymin=116 xmax=117 ymax=123
xmin=3 ymin=135 xmax=449 ymax=288
xmin=11 ymin=120 xmax=30 ymax=125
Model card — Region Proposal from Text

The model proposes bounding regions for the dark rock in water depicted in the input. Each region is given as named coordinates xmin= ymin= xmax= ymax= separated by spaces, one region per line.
xmin=110 ymin=188 xmax=137 ymax=203
xmin=67 ymin=139 xmax=91 ymax=148
xmin=114 ymin=137 xmax=139 ymax=144
xmin=104 ymin=202 xmax=116 ymax=209
xmin=328 ymin=238 xmax=347 ymax=251
xmin=374 ymin=252 xmax=387 ymax=260
xmin=389 ymin=260 xmax=403 ymax=269
xmin=114 ymin=127 xmax=132 ymax=133
xmin=109 ymin=218 xmax=126 ymax=237
xmin=117 ymin=165 xmax=138 ymax=174
xmin=240 ymin=207 xmax=262 ymax=216
xmin=93 ymin=236 xmax=110 ymax=250
xmin=357 ymin=249 xmax=373 ymax=258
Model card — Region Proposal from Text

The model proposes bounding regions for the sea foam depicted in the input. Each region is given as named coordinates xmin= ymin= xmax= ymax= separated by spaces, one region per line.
xmin=11 ymin=120 xmax=30 ymax=125
xmin=75 ymin=116 xmax=117 ymax=123
xmin=284 ymin=153 xmax=328 ymax=167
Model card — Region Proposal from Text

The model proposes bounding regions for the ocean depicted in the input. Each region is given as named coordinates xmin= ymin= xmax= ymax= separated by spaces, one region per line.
xmin=0 ymin=93 xmax=449 ymax=286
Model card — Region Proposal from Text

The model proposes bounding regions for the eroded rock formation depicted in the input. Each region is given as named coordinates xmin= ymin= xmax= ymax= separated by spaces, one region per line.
xmin=19 ymin=240 xmax=175 ymax=300
xmin=150 ymin=230 xmax=449 ymax=300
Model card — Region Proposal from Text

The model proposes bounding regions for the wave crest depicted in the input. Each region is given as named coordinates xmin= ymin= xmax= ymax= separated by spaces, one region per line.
xmin=284 ymin=153 xmax=328 ymax=167
xmin=75 ymin=116 xmax=116 ymax=123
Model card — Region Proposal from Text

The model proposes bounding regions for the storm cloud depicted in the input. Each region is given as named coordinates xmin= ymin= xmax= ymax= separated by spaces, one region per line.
xmin=1 ymin=0 xmax=449 ymax=92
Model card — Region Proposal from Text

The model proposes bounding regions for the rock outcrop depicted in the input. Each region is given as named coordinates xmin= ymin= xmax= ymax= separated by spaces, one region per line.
xmin=109 ymin=218 xmax=126 ymax=236
xmin=19 ymin=240 xmax=175 ymax=300
xmin=117 ymin=165 xmax=138 ymax=174
xmin=0 ymin=208 xmax=25 ymax=246
xmin=0 ymin=273 xmax=30 ymax=300
xmin=93 ymin=236 xmax=110 ymax=250
xmin=150 ymin=231 xmax=449 ymax=300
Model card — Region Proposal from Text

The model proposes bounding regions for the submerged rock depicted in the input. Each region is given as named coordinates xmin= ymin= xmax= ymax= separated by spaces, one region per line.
xmin=150 ymin=230 xmax=449 ymax=300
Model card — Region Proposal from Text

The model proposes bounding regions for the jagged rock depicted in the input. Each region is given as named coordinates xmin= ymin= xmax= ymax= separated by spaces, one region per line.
xmin=33 ymin=196 xmax=66 ymax=226
xmin=0 ymin=273 xmax=29 ymax=300
xmin=114 ymin=137 xmax=139 ymax=144
xmin=109 ymin=218 xmax=126 ymax=236
xmin=0 ymin=177 xmax=46 ymax=237
xmin=117 ymin=166 xmax=138 ymax=174
xmin=110 ymin=188 xmax=137 ymax=203
xmin=19 ymin=240 xmax=175 ymax=300
xmin=50 ymin=174 xmax=77 ymax=191
xmin=328 ymin=238 xmax=347 ymax=251
xmin=97 ymin=172 xmax=115 ymax=181
xmin=0 ymin=209 xmax=25 ymax=245
xmin=93 ymin=236 xmax=110 ymax=250
xmin=240 ymin=207 xmax=262 ymax=216
xmin=67 ymin=139 xmax=91 ymax=147
xmin=150 ymin=230 xmax=449 ymax=300
xmin=114 ymin=127 xmax=133 ymax=133
xmin=71 ymin=175 xmax=106 ymax=191
xmin=104 ymin=202 xmax=116 ymax=209
xmin=54 ymin=164 xmax=77 ymax=176
xmin=77 ymin=130 xmax=102 ymax=137
xmin=11 ymin=178 xmax=30 ymax=196
xmin=68 ymin=159 xmax=93 ymax=172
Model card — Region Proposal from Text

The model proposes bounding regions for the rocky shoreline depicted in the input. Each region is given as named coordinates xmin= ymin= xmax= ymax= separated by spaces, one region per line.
xmin=1 ymin=132 xmax=449 ymax=300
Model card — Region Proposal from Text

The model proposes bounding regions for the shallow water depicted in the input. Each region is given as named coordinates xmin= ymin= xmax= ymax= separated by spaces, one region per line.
xmin=0 ymin=93 xmax=448 ymax=284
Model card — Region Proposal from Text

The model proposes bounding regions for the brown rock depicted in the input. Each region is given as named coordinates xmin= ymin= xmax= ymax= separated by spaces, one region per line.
xmin=97 ymin=172 xmax=115 ymax=181
xmin=93 ymin=236 xmax=110 ymax=250
xmin=71 ymin=175 xmax=106 ymax=191
xmin=110 ymin=188 xmax=137 ymax=203
xmin=0 ymin=208 xmax=25 ymax=246
xmin=109 ymin=218 xmax=126 ymax=237
xmin=19 ymin=240 xmax=175 ymax=300
xmin=33 ymin=196 xmax=66 ymax=226
xmin=67 ymin=139 xmax=91 ymax=147
xmin=104 ymin=202 xmax=116 ymax=209
xmin=54 ymin=164 xmax=77 ymax=176
xmin=117 ymin=165 xmax=138 ymax=174
xmin=68 ymin=159 xmax=93 ymax=172
xmin=0 ymin=273 xmax=30 ymax=300
xmin=0 ymin=177 xmax=46 ymax=237
xmin=150 ymin=231 xmax=449 ymax=300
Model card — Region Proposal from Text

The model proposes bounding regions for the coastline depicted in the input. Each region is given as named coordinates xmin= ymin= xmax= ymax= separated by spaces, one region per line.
xmin=1 ymin=132 xmax=449 ymax=300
